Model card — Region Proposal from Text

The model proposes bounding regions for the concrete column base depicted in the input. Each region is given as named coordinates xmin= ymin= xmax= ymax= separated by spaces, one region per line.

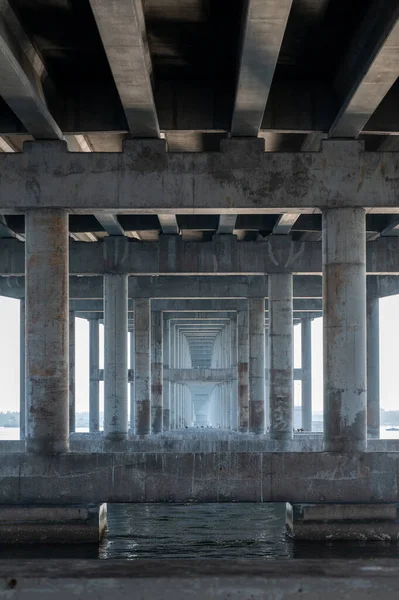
xmin=286 ymin=503 xmax=399 ymax=541
xmin=0 ymin=504 xmax=107 ymax=544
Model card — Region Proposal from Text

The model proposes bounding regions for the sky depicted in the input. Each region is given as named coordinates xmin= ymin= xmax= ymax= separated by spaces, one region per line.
xmin=0 ymin=294 xmax=398 ymax=414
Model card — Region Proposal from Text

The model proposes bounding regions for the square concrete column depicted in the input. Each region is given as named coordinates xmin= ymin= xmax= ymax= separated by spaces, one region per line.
xmin=367 ymin=293 xmax=380 ymax=439
xmin=269 ymin=274 xmax=293 ymax=441
xmin=151 ymin=310 xmax=163 ymax=433
xmin=25 ymin=209 xmax=69 ymax=453
xmin=323 ymin=208 xmax=367 ymax=452
xmin=163 ymin=316 xmax=170 ymax=431
xmin=69 ymin=311 xmax=76 ymax=433
xmin=104 ymin=274 xmax=128 ymax=441
xmin=265 ymin=326 xmax=270 ymax=430
xmin=301 ymin=318 xmax=312 ymax=432
xmin=135 ymin=298 xmax=151 ymax=435
xmin=129 ymin=330 xmax=135 ymax=435
xmin=248 ymin=298 xmax=265 ymax=433
xmin=19 ymin=299 xmax=25 ymax=441
xmin=89 ymin=316 xmax=100 ymax=432
xmin=237 ymin=307 xmax=249 ymax=432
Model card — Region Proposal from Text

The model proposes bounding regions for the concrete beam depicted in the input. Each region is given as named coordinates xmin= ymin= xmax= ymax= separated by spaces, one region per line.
xmin=89 ymin=0 xmax=159 ymax=137
xmin=167 ymin=369 xmax=234 ymax=384
xmin=1 ymin=139 xmax=399 ymax=212
xmin=330 ymin=4 xmax=399 ymax=138
xmin=158 ymin=216 xmax=179 ymax=235
xmin=0 ymin=3 xmax=62 ymax=139
xmin=272 ymin=214 xmax=300 ymax=235
xmin=231 ymin=0 xmax=293 ymax=136
xmin=0 ymin=452 xmax=398 ymax=504
xmin=95 ymin=214 xmax=125 ymax=236
xmin=2 ymin=235 xmax=399 ymax=275
xmin=217 ymin=215 xmax=237 ymax=234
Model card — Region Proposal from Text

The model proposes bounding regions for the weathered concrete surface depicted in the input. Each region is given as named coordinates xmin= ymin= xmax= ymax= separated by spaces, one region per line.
xmin=151 ymin=311 xmax=163 ymax=434
xmin=69 ymin=311 xmax=76 ymax=433
xmin=1 ymin=139 xmax=399 ymax=212
xmin=5 ymin=235 xmax=399 ymax=275
xmin=237 ymin=307 xmax=249 ymax=432
xmin=367 ymin=293 xmax=380 ymax=438
xmin=89 ymin=316 xmax=100 ymax=432
xmin=135 ymin=298 xmax=151 ymax=435
xmin=25 ymin=209 xmax=69 ymax=454
xmin=323 ymin=208 xmax=367 ymax=452
xmin=0 ymin=504 xmax=106 ymax=544
xmin=287 ymin=503 xmax=399 ymax=540
xmin=301 ymin=318 xmax=312 ymax=431
xmin=104 ymin=273 xmax=128 ymax=441
xmin=166 ymin=368 xmax=234 ymax=383
xmin=2 ymin=559 xmax=399 ymax=599
xmin=19 ymin=299 xmax=25 ymax=440
xmin=248 ymin=299 xmax=265 ymax=433
xmin=0 ymin=451 xmax=398 ymax=504
xmin=269 ymin=273 xmax=293 ymax=442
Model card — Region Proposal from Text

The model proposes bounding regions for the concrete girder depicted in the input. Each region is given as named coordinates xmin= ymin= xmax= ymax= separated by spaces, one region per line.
xmin=272 ymin=214 xmax=301 ymax=235
xmin=217 ymin=215 xmax=237 ymax=234
xmin=158 ymin=216 xmax=179 ymax=235
xmin=330 ymin=3 xmax=399 ymax=138
xmin=88 ymin=0 xmax=159 ymax=138
xmin=95 ymin=214 xmax=125 ymax=236
xmin=0 ymin=3 xmax=62 ymax=140
xmin=2 ymin=139 xmax=399 ymax=212
xmin=231 ymin=0 xmax=293 ymax=136
xmin=2 ymin=234 xmax=399 ymax=275
xmin=166 ymin=369 xmax=234 ymax=384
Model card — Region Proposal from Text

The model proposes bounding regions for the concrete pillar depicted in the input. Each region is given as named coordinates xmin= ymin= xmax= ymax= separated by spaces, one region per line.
xmin=367 ymin=294 xmax=380 ymax=439
xmin=230 ymin=315 xmax=238 ymax=430
xmin=104 ymin=274 xmax=128 ymax=441
xmin=323 ymin=208 xmax=367 ymax=453
xmin=129 ymin=330 xmax=135 ymax=435
xmin=25 ymin=209 xmax=69 ymax=453
xmin=89 ymin=317 xmax=100 ymax=432
xmin=19 ymin=299 xmax=25 ymax=440
xmin=135 ymin=298 xmax=151 ymax=435
xmin=301 ymin=318 xmax=312 ymax=432
xmin=163 ymin=317 xmax=170 ymax=431
xmin=265 ymin=326 xmax=269 ymax=430
xmin=248 ymin=298 xmax=265 ymax=433
xmin=151 ymin=310 xmax=163 ymax=433
xmin=69 ymin=311 xmax=76 ymax=433
xmin=269 ymin=274 xmax=293 ymax=441
xmin=237 ymin=307 xmax=249 ymax=432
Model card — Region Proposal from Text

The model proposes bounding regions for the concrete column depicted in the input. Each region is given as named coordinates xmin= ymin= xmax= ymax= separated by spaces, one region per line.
xmin=248 ymin=298 xmax=265 ymax=433
xmin=230 ymin=316 xmax=238 ymax=430
xmin=25 ymin=209 xmax=69 ymax=453
xmin=301 ymin=318 xmax=312 ymax=432
xmin=129 ymin=330 xmax=135 ymax=434
xmin=323 ymin=208 xmax=367 ymax=453
xmin=19 ymin=299 xmax=25 ymax=440
xmin=151 ymin=310 xmax=163 ymax=433
xmin=163 ymin=317 xmax=170 ymax=431
xmin=237 ymin=307 xmax=249 ymax=432
xmin=135 ymin=298 xmax=151 ymax=435
xmin=89 ymin=317 xmax=100 ymax=432
xmin=69 ymin=311 xmax=76 ymax=433
xmin=104 ymin=274 xmax=128 ymax=441
xmin=269 ymin=273 xmax=293 ymax=441
xmin=367 ymin=294 xmax=380 ymax=439
xmin=265 ymin=326 xmax=269 ymax=430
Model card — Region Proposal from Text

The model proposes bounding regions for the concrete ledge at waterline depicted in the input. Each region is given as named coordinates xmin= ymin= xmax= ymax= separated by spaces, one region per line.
xmin=0 ymin=504 xmax=107 ymax=544
xmin=286 ymin=503 xmax=399 ymax=541
xmin=1 ymin=559 xmax=399 ymax=598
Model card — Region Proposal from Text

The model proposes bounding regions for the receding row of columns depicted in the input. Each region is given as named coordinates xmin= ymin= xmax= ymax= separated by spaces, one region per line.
xmin=20 ymin=207 xmax=380 ymax=452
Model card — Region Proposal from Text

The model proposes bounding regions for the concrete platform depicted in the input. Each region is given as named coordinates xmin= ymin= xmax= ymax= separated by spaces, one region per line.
xmin=1 ymin=559 xmax=399 ymax=598
xmin=286 ymin=503 xmax=399 ymax=541
xmin=0 ymin=504 xmax=107 ymax=544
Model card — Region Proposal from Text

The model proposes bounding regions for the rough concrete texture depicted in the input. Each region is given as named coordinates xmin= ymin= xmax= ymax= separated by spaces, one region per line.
xmin=1 ymin=559 xmax=399 ymax=598
xmin=301 ymin=318 xmax=312 ymax=431
xmin=248 ymin=298 xmax=265 ymax=433
xmin=367 ymin=293 xmax=380 ymax=438
xmin=135 ymin=298 xmax=151 ymax=435
xmin=1 ymin=450 xmax=399 ymax=504
xmin=0 ymin=504 xmax=106 ymax=544
xmin=88 ymin=317 xmax=100 ymax=432
xmin=237 ymin=308 xmax=249 ymax=432
xmin=25 ymin=209 xmax=69 ymax=454
xmin=104 ymin=274 xmax=128 ymax=441
xmin=151 ymin=311 xmax=163 ymax=434
xmin=269 ymin=273 xmax=293 ymax=441
xmin=323 ymin=208 xmax=367 ymax=452
xmin=1 ymin=139 xmax=399 ymax=212
xmin=287 ymin=503 xmax=399 ymax=540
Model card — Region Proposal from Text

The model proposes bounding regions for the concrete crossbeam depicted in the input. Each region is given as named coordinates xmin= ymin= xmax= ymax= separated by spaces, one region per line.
xmin=2 ymin=235 xmax=399 ymax=275
xmin=0 ymin=452 xmax=398 ymax=504
xmin=1 ymin=139 xmax=399 ymax=212
xmin=166 ymin=368 xmax=234 ymax=384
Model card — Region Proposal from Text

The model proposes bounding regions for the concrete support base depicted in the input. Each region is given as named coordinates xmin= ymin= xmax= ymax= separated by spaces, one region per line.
xmin=286 ymin=503 xmax=399 ymax=540
xmin=0 ymin=504 xmax=107 ymax=544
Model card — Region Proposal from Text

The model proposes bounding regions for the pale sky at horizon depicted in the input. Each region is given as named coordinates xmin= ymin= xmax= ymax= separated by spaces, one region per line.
xmin=0 ymin=294 xmax=397 ymax=414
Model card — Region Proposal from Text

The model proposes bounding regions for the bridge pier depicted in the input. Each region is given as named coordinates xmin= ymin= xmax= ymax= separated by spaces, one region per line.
xmin=248 ymin=298 xmax=265 ymax=433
